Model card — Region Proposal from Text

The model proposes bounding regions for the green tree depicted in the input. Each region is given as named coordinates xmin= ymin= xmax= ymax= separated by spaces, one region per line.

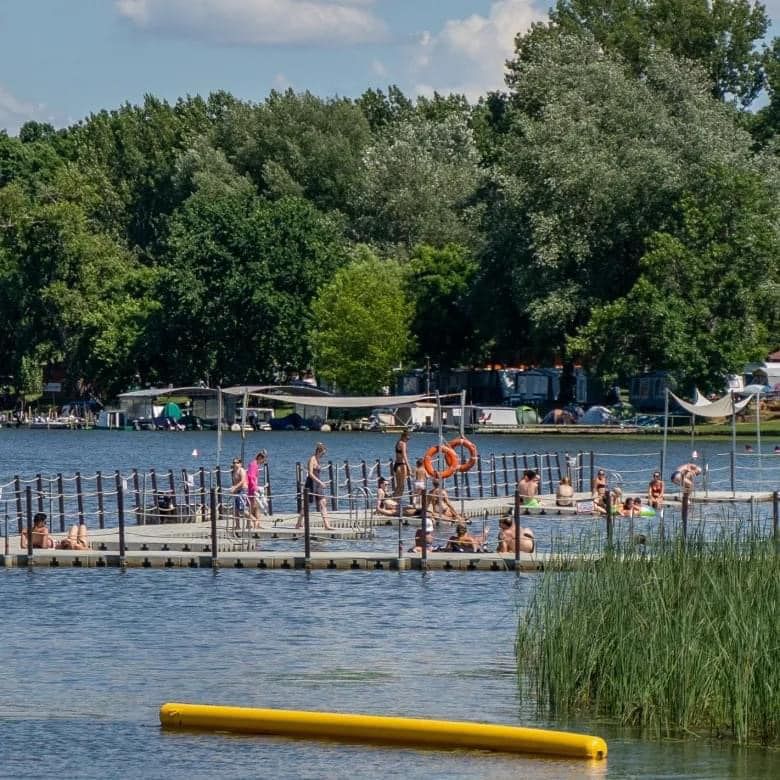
xmin=353 ymin=113 xmax=483 ymax=249
xmin=310 ymin=248 xmax=413 ymax=393
xmin=569 ymin=168 xmax=780 ymax=389
xmin=0 ymin=179 xmax=159 ymax=397
xmin=231 ymin=89 xmax=371 ymax=213
xmin=477 ymin=33 xmax=764 ymax=364
xmin=405 ymin=244 xmax=481 ymax=367
xmin=546 ymin=0 xmax=770 ymax=106
xmin=155 ymin=179 xmax=348 ymax=385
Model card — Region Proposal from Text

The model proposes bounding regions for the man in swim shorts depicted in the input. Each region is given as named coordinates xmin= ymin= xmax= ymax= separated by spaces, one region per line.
xmin=671 ymin=463 xmax=702 ymax=495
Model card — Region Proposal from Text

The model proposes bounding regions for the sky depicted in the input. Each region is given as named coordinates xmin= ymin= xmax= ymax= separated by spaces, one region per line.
xmin=0 ymin=0 xmax=778 ymax=135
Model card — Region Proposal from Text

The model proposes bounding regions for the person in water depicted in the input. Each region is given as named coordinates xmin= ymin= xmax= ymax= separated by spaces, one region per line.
xmin=392 ymin=430 xmax=411 ymax=498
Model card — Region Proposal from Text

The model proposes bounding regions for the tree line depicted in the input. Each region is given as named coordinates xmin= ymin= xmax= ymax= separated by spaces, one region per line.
xmin=1 ymin=0 xmax=778 ymax=399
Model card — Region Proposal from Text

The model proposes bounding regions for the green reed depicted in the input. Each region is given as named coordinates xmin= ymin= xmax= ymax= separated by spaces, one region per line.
xmin=516 ymin=530 xmax=779 ymax=746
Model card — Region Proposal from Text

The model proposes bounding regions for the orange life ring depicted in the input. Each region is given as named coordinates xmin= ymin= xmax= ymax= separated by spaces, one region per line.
xmin=423 ymin=444 xmax=460 ymax=480
xmin=447 ymin=437 xmax=478 ymax=472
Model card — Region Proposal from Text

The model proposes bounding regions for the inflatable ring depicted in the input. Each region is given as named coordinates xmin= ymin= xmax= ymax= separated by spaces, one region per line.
xmin=423 ymin=444 xmax=460 ymax=480
xmin=447 ymin=437 xmax=478 ymax=473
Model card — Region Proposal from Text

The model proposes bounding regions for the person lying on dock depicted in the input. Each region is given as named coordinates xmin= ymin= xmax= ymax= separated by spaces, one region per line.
xmin=495 ymin=515 xmax=535 ymax=553
xmin=56 ymin=523 xmax=90 ymax=550
xmin=647 ymin=471 xmax=664 ymax=509
xmin=20 ymin=513 xmax=55 ymax=549
xmin=375 ymin=477 xmax=399 ymax=517
xmin=445 ymin=523 xmax=490 ymax=553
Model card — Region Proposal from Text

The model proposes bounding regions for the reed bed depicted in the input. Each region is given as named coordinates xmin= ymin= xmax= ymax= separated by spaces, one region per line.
xmin=516 ymin=531 xmax=779 ymax=746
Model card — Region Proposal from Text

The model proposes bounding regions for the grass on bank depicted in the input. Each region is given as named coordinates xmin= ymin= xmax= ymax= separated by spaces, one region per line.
xmin=516 ymin=534 xmax=779 ymax=746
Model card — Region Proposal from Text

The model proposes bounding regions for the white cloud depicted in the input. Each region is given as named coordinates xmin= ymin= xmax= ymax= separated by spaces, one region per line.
xmin=116 ymin=0 xmax=387 ymax=45
xmin=0 ymin=84 xmax=48 ymax=135
xmin=410 ymin=0 xmax=545 ymax=100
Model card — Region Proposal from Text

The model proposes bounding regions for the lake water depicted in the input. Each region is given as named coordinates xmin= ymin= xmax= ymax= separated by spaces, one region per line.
xmin=1 ymin=430 xmax=778 ymax=778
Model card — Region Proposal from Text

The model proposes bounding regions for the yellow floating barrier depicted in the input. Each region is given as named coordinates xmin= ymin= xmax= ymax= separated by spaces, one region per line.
xmin=159 ymin=703 xmax=607 ymax=760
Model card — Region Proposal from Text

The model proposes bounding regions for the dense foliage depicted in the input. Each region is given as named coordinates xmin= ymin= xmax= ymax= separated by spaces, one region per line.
xmin=0 ymin=1 xmax=778 ymax=400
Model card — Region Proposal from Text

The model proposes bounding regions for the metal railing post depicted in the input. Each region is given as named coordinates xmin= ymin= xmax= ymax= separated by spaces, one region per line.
xmin=210 ymin=488 xmax=219 ymax=569
xmin=303 ymin=485 xmax=311 ymax=569
xmin=115 ymin=471 xmax=126 ymax=567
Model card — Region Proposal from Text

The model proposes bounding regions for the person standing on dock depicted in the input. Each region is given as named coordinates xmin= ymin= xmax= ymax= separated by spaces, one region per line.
xmin=392 ymin=430 xmax=411 ymax=498
xmin=247 ymin=450 xmax=268 ymax=528
xmin=298 ymin=442 xmax=333 ymax=530
xmin=413 ymin=458 xmax=427 ymax=508
xmin=230 ymin=457 xmax=248 ymax=527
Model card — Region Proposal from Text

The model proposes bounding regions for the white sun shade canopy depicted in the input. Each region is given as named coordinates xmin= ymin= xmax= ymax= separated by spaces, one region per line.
xmin=670 ymin=390 xmax=753 ymax=418
xmin=221 ymin=387 xmax=454 ymax=408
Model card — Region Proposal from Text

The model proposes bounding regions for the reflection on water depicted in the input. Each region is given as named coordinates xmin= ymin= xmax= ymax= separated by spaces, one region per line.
xmin=0 ymin=569 xmax=777 ymax=779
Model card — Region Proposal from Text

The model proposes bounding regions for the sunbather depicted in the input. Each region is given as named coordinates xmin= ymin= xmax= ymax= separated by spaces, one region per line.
xmin=20 ymin=513 xmax=54 ymax=549
xmin=56 ymin=523 xmax=90 ymax=550
xmin=445 ymin=523 xmax=489 ymax=553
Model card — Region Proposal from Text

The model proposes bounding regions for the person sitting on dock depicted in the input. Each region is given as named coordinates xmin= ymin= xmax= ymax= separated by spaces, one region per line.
xmin=647 ymin=471 xmax=664 ymax=509
xmin=555 ymin=476 xmax=574 ymax=507
xmin=20 ymin=512 xmax=55 ymax=549
xmin=428 ymin=478 xmax=465 ymax=524
xmin=517 ymin=470 xmax=540 ymax=505
xmin=671 ymin=463 xmax=702 ymax=495
xmin=496 ymin=515 xmax=535 ymax=553
xmin=445 ymin=522 xmax=489 ymax=553
xmin=375 ymin=477 xmax=399 ymax=517
xmin=594 ymin=486 xmax=620 ymax=516
xmin=410 ymin=518 xmax=435 ymax=553
xmin=56 ymin=522 xmax=90 ymax=550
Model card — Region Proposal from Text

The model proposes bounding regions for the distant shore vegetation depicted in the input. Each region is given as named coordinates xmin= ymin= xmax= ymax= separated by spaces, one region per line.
xmin=1 ymin=1 xmax=778 ymax=400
